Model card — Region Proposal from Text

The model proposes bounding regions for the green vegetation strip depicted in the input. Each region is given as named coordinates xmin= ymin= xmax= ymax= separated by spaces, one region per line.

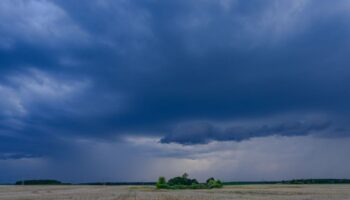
xmin=156 ymin=173 xmax=223 ymax=189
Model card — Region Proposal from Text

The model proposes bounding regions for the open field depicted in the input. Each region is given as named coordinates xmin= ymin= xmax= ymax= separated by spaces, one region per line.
xmin=0 ymin=184 xmax=350 ymax=200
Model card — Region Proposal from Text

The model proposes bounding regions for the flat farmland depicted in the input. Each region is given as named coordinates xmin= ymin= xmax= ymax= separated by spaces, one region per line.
xmin=0 ymin=184 xmax=350 ymax=200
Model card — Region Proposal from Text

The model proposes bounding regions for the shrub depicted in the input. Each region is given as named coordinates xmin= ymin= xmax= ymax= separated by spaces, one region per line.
xmin=206 ymin=177 xmax=215 ymax=184
xmin=156 ymin=177 xmax=168 ymax=189
xmin=207 ymin=178 xmax=223 ymax=188
xmin=168 ymin=176 xmax=198 ymax=186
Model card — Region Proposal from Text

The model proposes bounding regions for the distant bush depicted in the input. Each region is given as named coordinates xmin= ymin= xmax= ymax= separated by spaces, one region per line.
xmin=155 ymin=173 xmax=223 ymax=189
xmin=168 ymin=173 xmax=199 ymax=186
xmin=207 ymin=179 xmax=223 ymax=188
xmin=206 ymin=177 xmax=215 ymax=184
xmin=156 ymin=177 xmax=168 ymax=189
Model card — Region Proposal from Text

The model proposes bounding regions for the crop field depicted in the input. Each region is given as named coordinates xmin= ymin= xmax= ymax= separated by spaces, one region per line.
xmin=0 ymin=184 xmax=350 ymax=200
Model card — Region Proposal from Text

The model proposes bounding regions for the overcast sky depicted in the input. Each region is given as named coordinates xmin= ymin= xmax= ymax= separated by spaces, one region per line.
xmin=1 ymin=0 xmax=350 ymax=183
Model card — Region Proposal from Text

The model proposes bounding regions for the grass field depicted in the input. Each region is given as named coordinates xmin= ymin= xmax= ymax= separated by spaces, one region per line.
xmin=0 ymin=184 xmax=350 ymax=200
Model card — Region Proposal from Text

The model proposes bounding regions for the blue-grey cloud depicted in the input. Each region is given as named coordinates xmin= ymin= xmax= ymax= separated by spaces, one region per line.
xmin=0 ymin=153 xmax=37 ymax=160
xmin=160 ymin=119 xmax=332 ymax=144
xmin=1 ymin=0 xmax=350 ymax=182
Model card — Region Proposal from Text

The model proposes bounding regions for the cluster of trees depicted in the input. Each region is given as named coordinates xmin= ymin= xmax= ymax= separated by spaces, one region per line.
xmin=156 ymin=173 xmax=223 ymax=189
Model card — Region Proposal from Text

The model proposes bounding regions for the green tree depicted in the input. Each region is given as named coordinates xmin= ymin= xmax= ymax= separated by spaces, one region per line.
xmin=168 ymin=173 xmax=198 ymax=186
xmin=215 ymin=180 xmax=223 ymax=188
xmin=156 ymin=176 xmax=168 ymax=189
xmin=207 ymin=178 xmax=223 ymax=188
xmin=206 ymin=177 xmax=215 ymax=184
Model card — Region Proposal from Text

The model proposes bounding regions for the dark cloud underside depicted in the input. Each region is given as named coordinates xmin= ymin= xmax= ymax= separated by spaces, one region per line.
xmin=0 ymin=0 xmax=350 ymax=182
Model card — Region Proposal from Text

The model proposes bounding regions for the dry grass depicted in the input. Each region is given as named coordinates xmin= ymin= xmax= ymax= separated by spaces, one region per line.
xmin=0 ymin=184 xmax=349 ymax=200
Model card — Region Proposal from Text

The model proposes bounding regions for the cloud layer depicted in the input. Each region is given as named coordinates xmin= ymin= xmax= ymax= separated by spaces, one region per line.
xmin=160 ymin=119 xmax=332 ymax=144
xmin=1 ymin=0 xmax=350 ymax=182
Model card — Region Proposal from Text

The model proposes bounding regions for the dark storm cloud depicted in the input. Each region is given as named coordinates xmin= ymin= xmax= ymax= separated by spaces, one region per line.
xmin=1 ymin=0 xmax=350 ymax=159
xmin=0 ymin=153 xmax=37 ymax=160
xmin=160 ymin=120 xmax=332 ymax=145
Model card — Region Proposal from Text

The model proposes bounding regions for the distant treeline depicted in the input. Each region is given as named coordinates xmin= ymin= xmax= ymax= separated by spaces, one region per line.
xmin=15 ymin=180 xmax=66 ymax=185
xmin=225 ymin=179 xmax=350 ymax=185
xmin=14 ymin=179 xmax=155 ymax=186
xmin=282 ymin=179 xmax=350 ymax=184
xmin=14 ymin=179 xmax=350 ymax=185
